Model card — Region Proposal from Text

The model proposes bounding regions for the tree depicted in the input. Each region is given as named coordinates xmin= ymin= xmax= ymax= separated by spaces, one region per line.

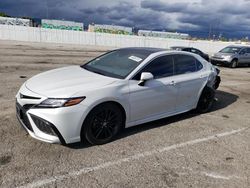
xmin=0 ymin=12 xmax=10 ymax=17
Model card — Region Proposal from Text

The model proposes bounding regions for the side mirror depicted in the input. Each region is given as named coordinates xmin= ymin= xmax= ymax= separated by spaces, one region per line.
xmin=138 ymin=72 xmax=154 ymax=86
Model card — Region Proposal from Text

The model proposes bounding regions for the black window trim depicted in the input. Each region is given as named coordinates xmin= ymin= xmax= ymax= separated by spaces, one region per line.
xmin=172 ymin=54 xmax=204 ymax=76
xmin=130 ymin=53 xmax=204 ymax=80
xmin=130 ymin=54 xmax=175 ymax=80
xmin=239 ymin=48 xmax=248 ymax=54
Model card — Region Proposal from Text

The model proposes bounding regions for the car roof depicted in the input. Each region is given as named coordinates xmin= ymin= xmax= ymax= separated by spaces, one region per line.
xmin=227 ymin=45 xmax=249 ymax=48
xmin=116 ymin=47 xmax=203 ymax=58
xmin=118 ymin=47 xmax=167 ymax=54
xmin=171 ymin=46 xmax=192 ymax=49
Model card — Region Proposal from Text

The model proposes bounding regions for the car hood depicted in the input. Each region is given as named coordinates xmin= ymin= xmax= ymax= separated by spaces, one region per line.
xmin=213 ymin=52 xmax=234 ymax=57
xmin=25 ymin=66 xmax=117 ymax=98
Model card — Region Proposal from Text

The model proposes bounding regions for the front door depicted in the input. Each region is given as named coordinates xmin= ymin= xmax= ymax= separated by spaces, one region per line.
xmin=128 ymin=55 xmax=178 ymax=122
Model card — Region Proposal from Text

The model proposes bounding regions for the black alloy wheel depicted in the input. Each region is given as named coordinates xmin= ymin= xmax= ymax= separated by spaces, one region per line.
xmin=83 ymin=103 xmax=123 ymax=145
xmin=196 ymin=87 xmax=215 ymax=113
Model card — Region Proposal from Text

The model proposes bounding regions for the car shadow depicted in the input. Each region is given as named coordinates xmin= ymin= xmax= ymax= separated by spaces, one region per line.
xmin=67 ymin=90 xmax=238 ymax=149
xmin=216 ymin=64 xmax=250 ymax=68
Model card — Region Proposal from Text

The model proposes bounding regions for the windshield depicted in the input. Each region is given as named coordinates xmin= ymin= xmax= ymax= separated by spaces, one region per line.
xmin=219 ymin=47 xmax=241 ymax=54
xmin=82 ymin=49 xmax=150 ymax=79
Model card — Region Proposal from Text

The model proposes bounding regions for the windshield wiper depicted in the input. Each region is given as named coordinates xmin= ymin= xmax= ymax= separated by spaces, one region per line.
xmin=82 ymin=65 xmax=105 ymax=76
xmin=91 ymin=70 xmax=105 ymax=76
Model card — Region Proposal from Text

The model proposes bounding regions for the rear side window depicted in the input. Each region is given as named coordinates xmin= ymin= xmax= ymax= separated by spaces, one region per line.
xmin=173 ymin=55 xmax=202 ymax=75
xmin=133 ymin=55 xmax=174 ymax=80
xmin=196 ymin=61 xmax=203 ymax=71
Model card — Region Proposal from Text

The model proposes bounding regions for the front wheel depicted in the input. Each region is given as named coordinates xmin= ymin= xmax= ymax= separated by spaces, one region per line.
xmin=230 ymin=60 xmax=238 ymax=68
xmin=196 ymin=87 xmax=215 ymax=113
xmin=82 ymin=103 xmax=124 ymax=145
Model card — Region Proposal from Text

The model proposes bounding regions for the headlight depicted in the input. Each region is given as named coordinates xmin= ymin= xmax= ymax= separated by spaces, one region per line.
xmin=36 ymin=97 xmax=86 ymax=108
xmin=222 ymin=55 xmax=231 ymax=60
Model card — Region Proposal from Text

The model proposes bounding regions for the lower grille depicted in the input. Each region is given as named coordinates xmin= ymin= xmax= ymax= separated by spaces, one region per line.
xmin=30 ymin=114 xmax=57 ymax=136
xmin=211 ymin=60 xmax=224 ymax=65
xmin=16 ymin=102 xmax=33 ymax=132
xmin=213 ymin=57 xmax=223 ymax=60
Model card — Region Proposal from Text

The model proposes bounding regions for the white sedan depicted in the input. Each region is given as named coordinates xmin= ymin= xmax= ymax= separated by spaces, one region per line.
xmin=16 ymin=48 xmax=220 ymax=145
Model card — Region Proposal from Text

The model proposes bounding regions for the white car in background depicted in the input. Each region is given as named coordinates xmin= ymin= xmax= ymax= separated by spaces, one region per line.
xmin=16 ymin=48 xmax=220 ymax=145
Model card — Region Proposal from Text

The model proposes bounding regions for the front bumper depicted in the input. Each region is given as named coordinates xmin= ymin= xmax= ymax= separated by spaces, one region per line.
xmin=16 ymin=101 xmax=66 ymax=144
xmin=210 ymin=58 xmax=231 ymax=65
xmin=16 ymin=84 xmax=90 ymax=144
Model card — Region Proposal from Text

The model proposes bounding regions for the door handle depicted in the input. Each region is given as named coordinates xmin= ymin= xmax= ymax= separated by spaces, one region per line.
xmin=200 ymin=74 xmax=207 ymax=78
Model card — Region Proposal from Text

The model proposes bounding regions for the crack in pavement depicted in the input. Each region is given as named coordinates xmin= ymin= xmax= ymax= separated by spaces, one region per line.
xmin=17 ymin=127 xmax=248 ymax=188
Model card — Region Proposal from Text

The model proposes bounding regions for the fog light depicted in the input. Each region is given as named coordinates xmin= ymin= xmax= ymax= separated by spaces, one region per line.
xmin=30 ymin=114 xmax=57 ymax=136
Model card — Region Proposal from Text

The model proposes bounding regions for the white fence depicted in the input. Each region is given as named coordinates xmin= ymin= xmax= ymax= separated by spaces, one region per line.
xmin=0 ymin=24 xmax=237 ymax=54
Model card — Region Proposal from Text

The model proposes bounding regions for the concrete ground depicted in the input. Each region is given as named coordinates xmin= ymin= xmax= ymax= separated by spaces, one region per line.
xmin=0 ymin=40 xmax=249 ymax=188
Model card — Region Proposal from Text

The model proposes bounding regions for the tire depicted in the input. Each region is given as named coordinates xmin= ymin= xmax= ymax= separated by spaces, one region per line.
xmin=82 ymin=103 xmax=124 ymax=145
xmin=230 ymin=59 xmax=238 ymax=68
xmin=210 ymin=61 xmax=217 ymax=65
xmin=196 ymin=87 xmax=215 ymax=113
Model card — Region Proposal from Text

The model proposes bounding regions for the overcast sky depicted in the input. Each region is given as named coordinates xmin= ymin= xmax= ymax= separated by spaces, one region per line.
xmin=1 ymin=0 xmax=250 ymax=38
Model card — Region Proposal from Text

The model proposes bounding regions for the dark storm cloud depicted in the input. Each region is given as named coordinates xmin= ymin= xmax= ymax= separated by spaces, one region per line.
xmin=140 ymin=0 xmax=250 ymax=37
xmin=0 ymin=0 xmax=44 ymax=17
xmin=79 ymin=1 xmax=168 ymax=30
xmin=1 ymin=0 xmax=250 ymax=38
xmin=141 ymin=0 xmax=187 ymax=13
xmin=0 ymin=0 xmax=81 ymax=19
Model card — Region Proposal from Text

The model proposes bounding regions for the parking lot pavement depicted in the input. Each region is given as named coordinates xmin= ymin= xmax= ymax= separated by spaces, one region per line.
xmin=0 ymin=40 xmax=249 ymax=188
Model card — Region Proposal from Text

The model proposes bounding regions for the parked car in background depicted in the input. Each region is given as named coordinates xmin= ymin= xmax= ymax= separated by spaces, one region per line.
xmin=170 ymin=46 xmax=210 ymax=61
xmin=16 ymin=48 xmax=220 ymax=145
xmin=210 ymin=45 xmax=250 ymax=68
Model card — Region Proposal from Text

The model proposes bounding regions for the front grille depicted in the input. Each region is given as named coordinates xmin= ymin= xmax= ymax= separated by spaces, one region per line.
xmin=211 ymin=60 xmax=224 ymax=65
xmin=16 ymin=102 xmax=33 ymax=132
xmin=213 ymin=56 xmax=223 ymax=60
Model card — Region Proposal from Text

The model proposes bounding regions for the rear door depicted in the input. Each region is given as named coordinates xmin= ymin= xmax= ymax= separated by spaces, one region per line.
xmin=173 ymin=54 xmax=206 ymax=111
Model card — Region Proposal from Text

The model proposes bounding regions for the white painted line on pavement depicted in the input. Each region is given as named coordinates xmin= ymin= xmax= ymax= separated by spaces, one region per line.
xmin=180 ymin=167 xmax=245 ymax=180
xmin=18 ymin=127 xmax=247 ymax=188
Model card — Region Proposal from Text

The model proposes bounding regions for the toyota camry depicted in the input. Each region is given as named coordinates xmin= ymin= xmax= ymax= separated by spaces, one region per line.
xmin=16 ymin=47 xmax=220 ymax=145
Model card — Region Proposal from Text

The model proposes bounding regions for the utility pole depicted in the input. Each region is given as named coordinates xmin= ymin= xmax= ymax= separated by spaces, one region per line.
xmin=208 ymin=24 xmax=212 ymax=40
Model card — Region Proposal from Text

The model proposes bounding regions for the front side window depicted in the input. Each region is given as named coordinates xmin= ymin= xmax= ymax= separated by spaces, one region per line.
xmin=240 ymin=48 xmax=247 ymax=54
xmin=133 ymin=55 xmax=174 ymax=80
xmin=174 ymin=55 xmax=200 ymax=75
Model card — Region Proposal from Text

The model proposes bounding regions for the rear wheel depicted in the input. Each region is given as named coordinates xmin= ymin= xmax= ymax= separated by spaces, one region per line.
xmin=82 ymin=103 xmax=124 ymax=145
xmin=230 ymin=59 xmax=238 ymax=68
xmin=196 ymin=87 xmax=215 ymax=113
